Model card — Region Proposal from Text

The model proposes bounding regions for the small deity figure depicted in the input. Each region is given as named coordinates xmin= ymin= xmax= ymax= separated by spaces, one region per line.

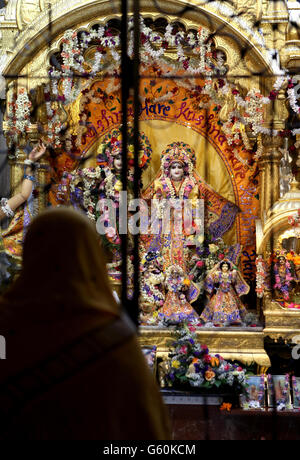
xmin=140 ymin=251 xmax=165 ymax=324
xmin=161 ymin=264 xmax=199 ymax=322
xmin=273 ymin=254 xmax=298 ymax=302
xmin=200 ymin=259 xmax=250 ymax=326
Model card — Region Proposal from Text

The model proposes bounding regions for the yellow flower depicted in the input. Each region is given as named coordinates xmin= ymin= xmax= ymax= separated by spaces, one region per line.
xmin=172 ymin=360 xmax=181 ymax=369
xmin=209 ymin=244 xmax=219 ymax=254
xmin=114 ymin=180 xmax=123 ymax=192
xmin=197 ymin=235 xmax=204 ymax=244
xmin=153 ymin=311 xmax=158 ymax=318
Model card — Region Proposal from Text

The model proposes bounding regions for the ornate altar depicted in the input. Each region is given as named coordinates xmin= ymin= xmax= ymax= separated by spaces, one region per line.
xmin=257 ymin=181 xmax=300 ymax=344
xmin=2 ymin=0 xmax=300 ymax=374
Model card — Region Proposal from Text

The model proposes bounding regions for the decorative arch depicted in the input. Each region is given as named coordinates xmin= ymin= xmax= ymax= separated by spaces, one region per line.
xmin=3 ymin=0 xmax=275 ymax=79
xmin=1 ymin=0 xmax=275 ymax=284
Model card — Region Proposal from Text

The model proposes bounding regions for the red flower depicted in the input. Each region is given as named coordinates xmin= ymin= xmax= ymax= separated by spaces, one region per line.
xmin=179 ymin=346 xmax=188 ymax=354
xmin=269 ymin=90 xmax=278 ymax=100
xmin=232 ymin=89 xmax=239 ymax=96
xmin=141 ymin=33 xmax=147 ymax=45
xmin=204 ymin=354 xmax=212 ymax=364
xmin=218 ymin=254 xmax=225 ymax=260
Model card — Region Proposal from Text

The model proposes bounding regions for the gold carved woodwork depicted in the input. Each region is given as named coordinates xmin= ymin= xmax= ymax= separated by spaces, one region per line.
xmin=138 ymin=328 xmax=271 ymax=369
xmin=259 ymin=136 xmax=283 ymax=217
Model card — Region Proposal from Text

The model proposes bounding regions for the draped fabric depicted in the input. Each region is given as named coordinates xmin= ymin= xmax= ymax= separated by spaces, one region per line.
xmin=0 ymin=207 xmax=170 ymax=440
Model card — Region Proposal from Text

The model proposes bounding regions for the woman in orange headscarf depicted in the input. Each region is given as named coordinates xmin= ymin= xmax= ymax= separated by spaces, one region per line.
xmin=0 ymin=207 xmax=171 ymax=440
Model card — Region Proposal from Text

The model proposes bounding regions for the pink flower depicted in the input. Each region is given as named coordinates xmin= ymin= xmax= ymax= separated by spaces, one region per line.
xmin=237 ymin=367 xmax=243 ymax=372
xmin=179 ymin=346 xmax=188 ymax=354
xmin=189 ymin=326 xmax=196 ymax=332
xmin=196 ymin=261 xmax=204 ymax=268
xmin=106 ymin=227 xmax=116 ymax=238
xmin=224 ymin=365 xmax=231 ymax=371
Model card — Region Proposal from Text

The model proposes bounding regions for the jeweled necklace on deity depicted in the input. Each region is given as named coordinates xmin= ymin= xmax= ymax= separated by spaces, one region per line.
xmin=165 ymin=177 xmax=191 ymax=199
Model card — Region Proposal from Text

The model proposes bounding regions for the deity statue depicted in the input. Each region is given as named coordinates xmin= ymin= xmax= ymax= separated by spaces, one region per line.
xmin=141 ymin=142 xmax=239 ymax=322
xmin=200 ymin=259 xmax=250 ymax=326
xmin=67 ymin=128 xmax=152 ymax=288
xmin=140 ymin=251 xmax=165 ymax=324
xmin=272 ymin=253 xmax=298 ymax=302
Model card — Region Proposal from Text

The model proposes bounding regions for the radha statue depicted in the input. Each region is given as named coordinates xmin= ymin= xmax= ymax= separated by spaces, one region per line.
xmin=200 ymin=259 xmax=249 ymax=326
xmin=141 ymin=142 xmax=239 ymax=322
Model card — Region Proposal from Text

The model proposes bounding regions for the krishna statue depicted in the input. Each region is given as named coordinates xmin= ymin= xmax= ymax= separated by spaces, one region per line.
xmin=140 ymin=141 xmax=240 ymax=324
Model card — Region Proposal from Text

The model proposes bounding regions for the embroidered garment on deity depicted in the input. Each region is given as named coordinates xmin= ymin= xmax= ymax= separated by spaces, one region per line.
xmin=200 ymin=259 xmax=250 ymax=326
xmin=140 ymin=142 xmax=240 ymax=323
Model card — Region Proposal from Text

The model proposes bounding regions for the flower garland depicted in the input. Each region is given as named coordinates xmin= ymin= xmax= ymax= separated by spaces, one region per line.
xmin=273 ymin=259 xmax=295 ymax=301
xmin=165 ymin=322 xmax=247 ymax=392
xmin=7 ymin=88 xmax=32 ymax=145
xmin=43 ymin=85 xmax=63 ymax=147
xmin=255 ymin=255 xmax=268 ymax=299
xmin=288 ymin=209 xmax=300 ymax=229
xmin=164 ymin=177 xmax=192 ymax=200
xmin=165 ymin=264 xmax=190 ymax=299
xmin=140 ymin=271 xmax=165 ymax=310
xmin=42 ymin=18 xmax=271 ymax=154
xmin=68 ymin=166 xmax=102 ymax=220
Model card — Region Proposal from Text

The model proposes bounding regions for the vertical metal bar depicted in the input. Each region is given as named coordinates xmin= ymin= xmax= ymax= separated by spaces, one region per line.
xmin=121 ymin=0 xmax=129 ymax=316
xmin=132 ymin=0 xmax=141 ymax=327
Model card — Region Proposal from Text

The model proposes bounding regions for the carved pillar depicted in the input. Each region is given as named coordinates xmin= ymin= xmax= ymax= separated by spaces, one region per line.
xmin=259 ymin=136 xmax=283 ymax=221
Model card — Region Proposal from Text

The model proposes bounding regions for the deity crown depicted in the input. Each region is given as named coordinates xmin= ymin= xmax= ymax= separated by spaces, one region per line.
xmin=161 ymin=141 xmax=196 ymax=176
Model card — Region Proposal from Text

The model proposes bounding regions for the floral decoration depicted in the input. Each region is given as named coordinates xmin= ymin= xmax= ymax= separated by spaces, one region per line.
xmin=7 ymin=88 xmax=32 ymax=146
xmin=187 ymin=239 xmax=241 ymax=293
xmin=41 ymin=17 xmax=274 ymax=154
xmin=255 ymin=255 xmax=268 ymax=299
xmin=273 ymin=257 xmax=296 ymax=301
xmin=164 ymin=322 xmax=248 ymax=393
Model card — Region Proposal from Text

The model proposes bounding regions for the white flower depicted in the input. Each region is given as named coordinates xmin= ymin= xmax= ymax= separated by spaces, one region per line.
xmin=209 ymin=244 xmax=219 ymax=254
